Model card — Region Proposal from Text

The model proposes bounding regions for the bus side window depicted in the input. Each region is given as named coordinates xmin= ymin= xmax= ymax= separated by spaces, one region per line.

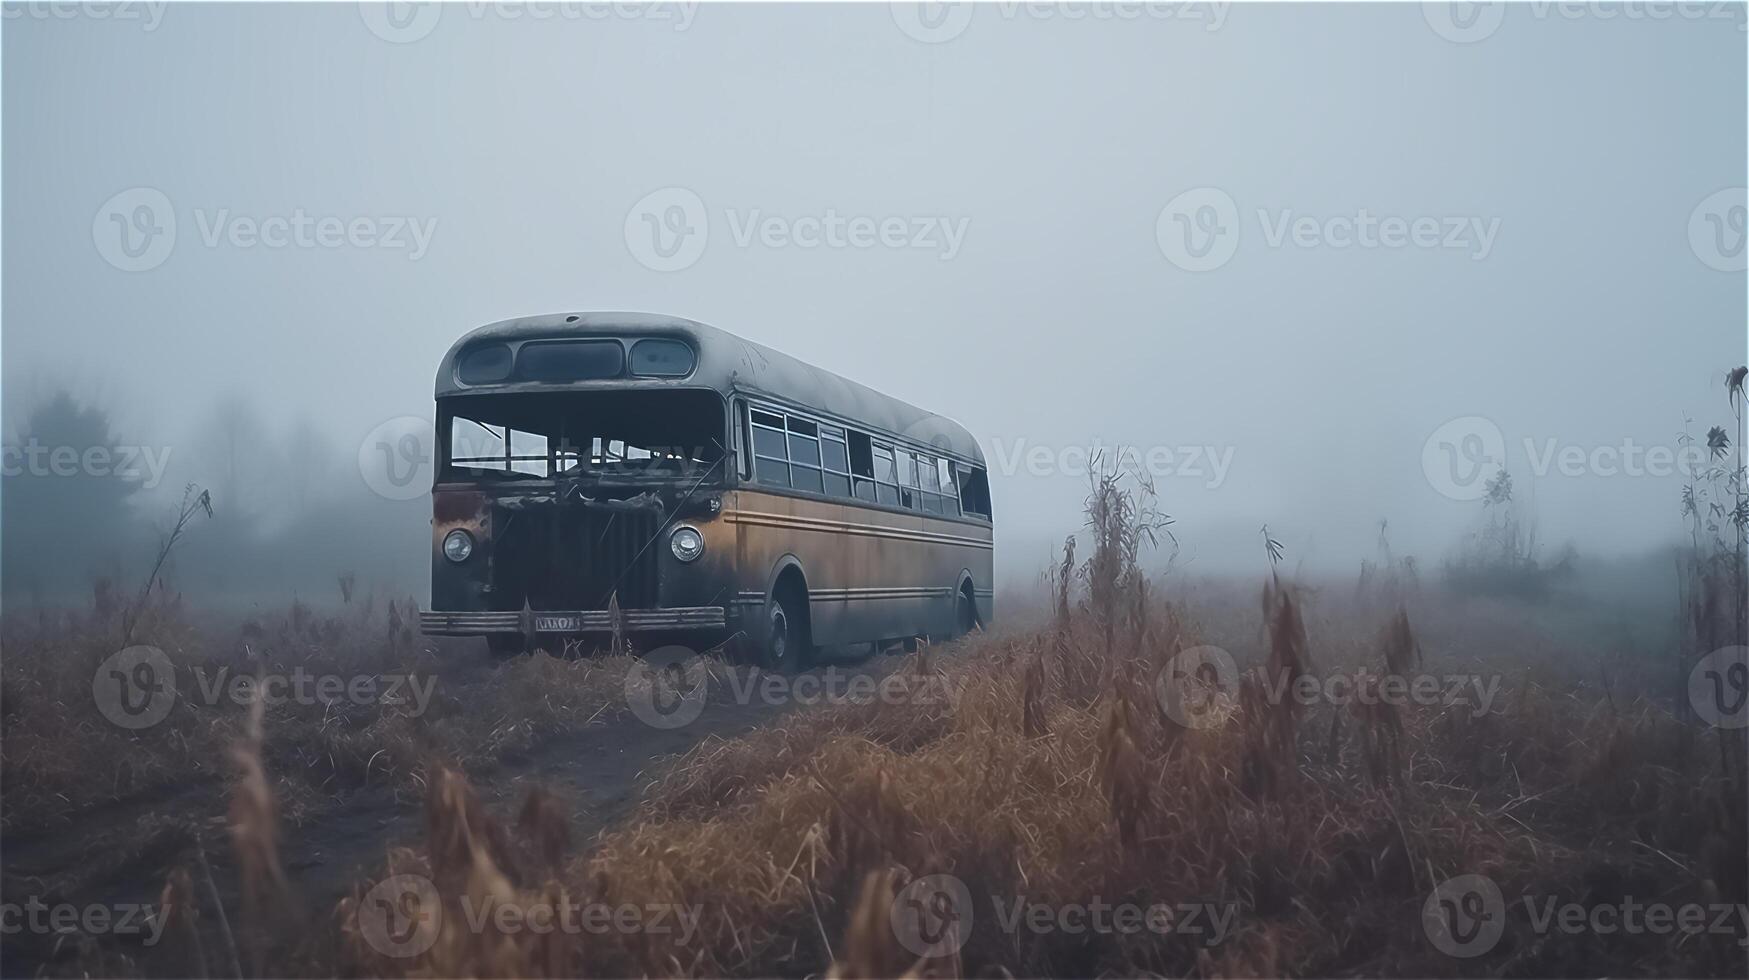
xmin=938 ymin=458 xmax=961 ymax=516
xmin=848 ymin=431 xmax=877 ymax=502
xmin=894 ymin=449 xmax=918 ymax=509
xmin=957 ymin=465 xmax=992 ymax=519
xmin=819 ymin=424 xmax=851 ymax=498
xmin=872 ymin=444 xmax=900 ymax=506
xmin=751 ymin=408 xmax=790 ymax=487
xmin=785 ymin=415 xmax=825 ymax=494
xmin=917 ymin=453 xmax=942 ymax=514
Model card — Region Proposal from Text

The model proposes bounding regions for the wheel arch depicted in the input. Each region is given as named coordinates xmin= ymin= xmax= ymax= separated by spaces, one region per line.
xmin=764 ymin=553 xmax=809 ymax=600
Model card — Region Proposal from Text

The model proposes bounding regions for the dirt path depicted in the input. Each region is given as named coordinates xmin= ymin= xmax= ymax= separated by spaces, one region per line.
xmin=2 ymin=652 xmax=886 ymax=978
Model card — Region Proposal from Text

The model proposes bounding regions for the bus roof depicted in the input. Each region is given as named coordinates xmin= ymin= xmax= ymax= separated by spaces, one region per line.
xmin=435 ymin=312 xmax=984 ymax=466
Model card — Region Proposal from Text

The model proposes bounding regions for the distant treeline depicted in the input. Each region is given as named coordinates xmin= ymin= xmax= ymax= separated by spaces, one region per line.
xmin=2 ymin=389 xmax=427 ymax=608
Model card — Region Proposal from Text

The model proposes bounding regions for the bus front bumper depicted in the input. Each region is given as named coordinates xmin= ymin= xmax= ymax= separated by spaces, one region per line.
xmin=419 ymin=606 xmax=728 ymax=636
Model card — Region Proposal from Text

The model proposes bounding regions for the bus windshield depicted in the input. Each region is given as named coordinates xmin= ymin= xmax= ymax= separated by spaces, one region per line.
xmin=440 ymin=389 xmax=725 ymax=482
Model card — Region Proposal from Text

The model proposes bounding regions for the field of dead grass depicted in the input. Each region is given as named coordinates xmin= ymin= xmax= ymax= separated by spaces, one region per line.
xmin=321 ymin=589 xmax=1743 ymax=979
xmin=319 ymin=479 xmax=1745 ymax=979
xmin=5 ymin=480 xmax=1745 ymax=978
xmin=0 ymin=583 xmax=639 ymax=834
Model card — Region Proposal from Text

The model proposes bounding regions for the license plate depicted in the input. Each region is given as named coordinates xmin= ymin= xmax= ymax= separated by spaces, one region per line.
xmin=533 ymin=614 xmax=582 ymax=632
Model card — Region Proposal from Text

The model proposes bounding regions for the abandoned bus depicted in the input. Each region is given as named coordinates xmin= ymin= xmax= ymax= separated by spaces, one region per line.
xmin=419 ymin=313 xmax=994 ymax=667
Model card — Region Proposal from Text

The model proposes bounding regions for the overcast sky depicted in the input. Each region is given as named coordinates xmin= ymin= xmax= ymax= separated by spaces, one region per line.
xmin=4 ymin=2 xmax=1745 ymax=581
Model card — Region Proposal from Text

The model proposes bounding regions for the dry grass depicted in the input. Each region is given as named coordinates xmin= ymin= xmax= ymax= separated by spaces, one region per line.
xmin=309 ymin=604 xmax=1741 ymax=978
xmin=9 ymin=470 xmax=1747 ymax=977
xmin=0 ymin=582 xmax=637 ymax=835
xmin=310 ymin=478 xmax=1748 ymax=977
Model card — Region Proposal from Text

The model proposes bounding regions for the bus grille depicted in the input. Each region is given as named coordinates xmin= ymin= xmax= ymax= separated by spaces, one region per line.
xmin=493 ymin=504 xmax=662 ymax=611
xmin=582 ymin=508 xmax=661 ymax=609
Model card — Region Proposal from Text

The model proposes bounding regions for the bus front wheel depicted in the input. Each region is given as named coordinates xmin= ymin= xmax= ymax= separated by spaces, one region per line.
xmin=762 ymin=589 xmax=811 ymax=672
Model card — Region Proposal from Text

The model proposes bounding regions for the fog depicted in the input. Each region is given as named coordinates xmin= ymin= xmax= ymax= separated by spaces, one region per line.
xmin=3 ymin=2 xmax=1744 ymax=603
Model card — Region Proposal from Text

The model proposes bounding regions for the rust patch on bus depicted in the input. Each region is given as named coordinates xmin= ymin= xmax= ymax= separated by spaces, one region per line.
xmin=434 ymin=490 xmax=489 ymax=527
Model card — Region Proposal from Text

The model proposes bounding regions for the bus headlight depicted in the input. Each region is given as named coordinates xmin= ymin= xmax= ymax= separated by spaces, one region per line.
xmin=442 ymin=529 xmax=474 ymax=563
xmin=670 ymin=526 xmax=704 ymax=562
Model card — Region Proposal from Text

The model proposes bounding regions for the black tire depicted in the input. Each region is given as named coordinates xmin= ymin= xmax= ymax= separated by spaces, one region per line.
xmin=761 ymin=588 xmax=811 ymax=672
xmin=953 ymin=591 xmax=979 ymax=639
xmin=487 ymin=633 xmax=527 ymax=658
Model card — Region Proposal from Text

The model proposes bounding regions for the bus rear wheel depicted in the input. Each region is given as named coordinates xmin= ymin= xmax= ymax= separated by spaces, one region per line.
xmin=953 ymin=591 xmax=979 ymax=640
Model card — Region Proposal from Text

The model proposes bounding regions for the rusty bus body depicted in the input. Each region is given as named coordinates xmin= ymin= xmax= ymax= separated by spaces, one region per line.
xmin=418 ymin=313 xmax=994 ymax=667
